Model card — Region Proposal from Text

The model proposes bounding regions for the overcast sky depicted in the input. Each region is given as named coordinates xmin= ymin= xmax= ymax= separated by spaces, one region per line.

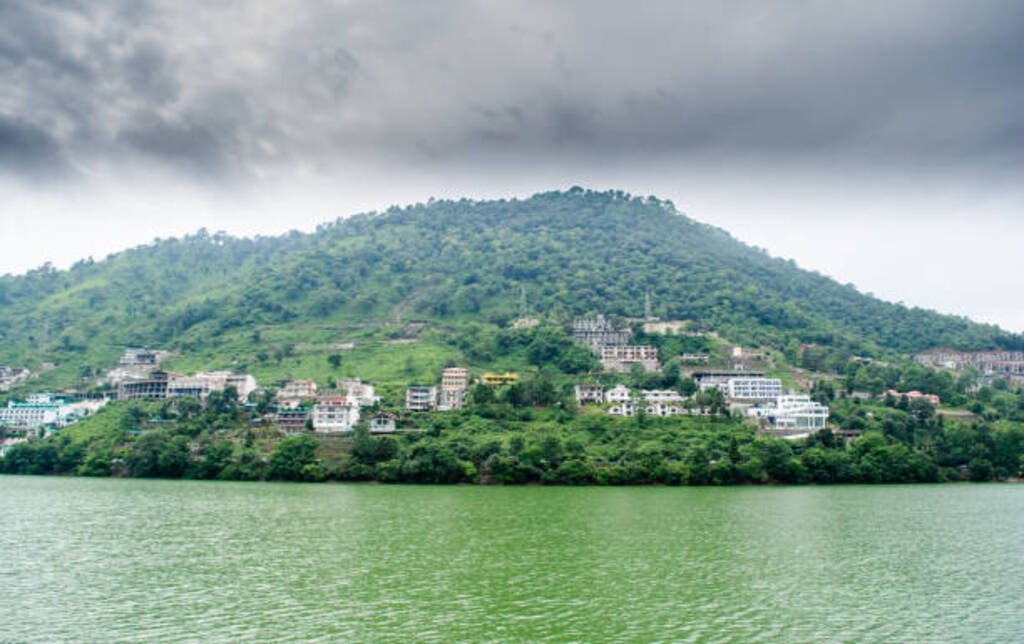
xmin=2 ymin=1 xmax=1024 ymax=329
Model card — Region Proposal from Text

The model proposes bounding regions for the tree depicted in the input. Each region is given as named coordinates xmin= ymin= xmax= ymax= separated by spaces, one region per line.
xmin=266 ymin=436 xmax=320 ymax=481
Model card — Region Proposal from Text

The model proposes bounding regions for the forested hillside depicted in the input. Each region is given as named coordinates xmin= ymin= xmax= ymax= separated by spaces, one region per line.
xmin=1 ymin=188 xmax=1018 ymax=383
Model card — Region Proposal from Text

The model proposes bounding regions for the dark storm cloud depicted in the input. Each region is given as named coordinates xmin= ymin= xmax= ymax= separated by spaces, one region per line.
xmin=1 ymin=0 xmax=1023 ymax=182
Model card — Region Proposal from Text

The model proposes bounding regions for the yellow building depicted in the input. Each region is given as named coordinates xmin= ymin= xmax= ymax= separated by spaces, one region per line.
xmin=480 ymin=372 xmax=519 ymax=386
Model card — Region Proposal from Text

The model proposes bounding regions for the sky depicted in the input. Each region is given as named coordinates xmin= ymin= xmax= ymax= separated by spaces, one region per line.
xmin=2 ymin=1 xmax=1024 ymax=330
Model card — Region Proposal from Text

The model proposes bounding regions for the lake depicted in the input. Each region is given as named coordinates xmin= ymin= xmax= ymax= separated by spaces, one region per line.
xmin=1 ymin=476 xmax=1021 ymax=642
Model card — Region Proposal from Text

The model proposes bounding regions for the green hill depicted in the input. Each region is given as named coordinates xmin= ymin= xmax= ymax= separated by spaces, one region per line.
xmin=1 ymin=188 xmax=1019 ymax=387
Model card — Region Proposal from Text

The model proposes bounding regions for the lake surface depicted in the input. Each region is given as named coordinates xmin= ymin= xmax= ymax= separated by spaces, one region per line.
xmin=1 ymin=477 xmax=1022 ymax=642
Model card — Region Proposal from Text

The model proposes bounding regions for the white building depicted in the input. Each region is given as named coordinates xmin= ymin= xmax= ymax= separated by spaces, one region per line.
xmin=369 ymin=413 xmax=398 ymax=434
xmin=599 ymin=345 xmax=661 ymax=373
xmin=0 ymin=394 xmax=77 ymax=430
xmin=747 ymin=395 xmax=829 ymax=437
xmin=642 ymin=389 xmax=684 ymax=404
xmin=337 ymin=378 xmax=381 ymax=407
xmin=438 ymin=368 xmax=470 ymax=410
xmin=700 ymin=376 xmax=782 ymax=401
xmin=311 ymin=396 xmax=360 ymax=432
xmin=608 ymin=402 xmax=636 ymax=416
xmin=277 ymin=380 xmax=318 ymax=400
xmin=575 ymin=384 xmax=605 ymax=406
xmin=604 ymin=385 xmax=632 ymax=403
xmin=106 ymin=347 xmax=168 ymax=383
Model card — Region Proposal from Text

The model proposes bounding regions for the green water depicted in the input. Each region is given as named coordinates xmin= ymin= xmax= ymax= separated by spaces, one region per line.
xmin=1 ymin=477 xmax=1022 ymax=642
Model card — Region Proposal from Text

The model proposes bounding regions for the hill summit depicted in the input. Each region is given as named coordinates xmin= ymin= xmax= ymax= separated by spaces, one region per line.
xmin=0 ymin=188 xmax=1019 ymax=385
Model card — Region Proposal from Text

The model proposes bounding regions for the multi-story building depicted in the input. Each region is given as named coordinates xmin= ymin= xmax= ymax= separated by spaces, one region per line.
xmin=336 ymin=379 xmax=380 ymax=407
xmin=915 ymin=349 xmax=1024 ymax=378
xmin=277 ymin=380 xmax=318 ymax=400
xmin=722 ymin=377 xmax=783 ymax=401
xmin=311 ymin=396 xmax=360 ymax=432
xmin=118 ymin=370 xmax=175 ymax=400
xmin=405 ymin=386 xmax=438 ymax=411
xmin=642 ymin=389 xmax=684 ymax=404
xmin=747 ymin=395 xmax=829 ymax=436
xmin=696 ymin=372 xmax=781 ymax=401
xmin=439 ymin=368 xmax=470 ymax=410
xmin=575 ymin=384 xmax=605 ymax=406
xmin=120 ymin=370 xmax=257 ymax=401
xmin=604 ymin=384 xmax=632 ymax=403
xmin=644 ymin=402 xmax=683 ymax=416
xmin=0 ymin=393 xmax=77 ymax=430
xmin=572 ymin=315 xmax=631 ymax=351
xmin=275 ymin=408 xmax=311 ymax=430
xmin=106 ymin=347 xmax=168 ymax=383
xmin=608 ymin=402 xmax=636 ymax=416
xmin=599 ymin=345 xmax=660 ymax=373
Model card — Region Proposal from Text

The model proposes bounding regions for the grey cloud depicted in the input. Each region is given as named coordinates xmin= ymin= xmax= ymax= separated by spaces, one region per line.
xmin=1 ymin=0 xmax=1023 ymax=183
xmin=0 ymin=115 xmax=73 ymax=180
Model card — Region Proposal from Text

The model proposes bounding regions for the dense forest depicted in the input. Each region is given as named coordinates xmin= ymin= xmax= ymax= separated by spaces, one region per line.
xmin=1 ymin=188 xmax=1020 ymax=388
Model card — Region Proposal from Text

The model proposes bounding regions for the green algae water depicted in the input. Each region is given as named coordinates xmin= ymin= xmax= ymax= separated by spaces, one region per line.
xmin=1 ymin=477 xmax=1022 ymax=642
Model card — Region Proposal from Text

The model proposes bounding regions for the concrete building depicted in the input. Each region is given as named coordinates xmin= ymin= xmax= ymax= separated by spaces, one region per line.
xmin=106 ymin=347 xmax=168 ymax=383
xmin=118 ymin=370 xmax=175 ymax=400
xmin=697 ymin=372 xmax=781 ymax=401
xmin=608 ymin=402 xmax=636 ymax=417
xmin=575 ymin=384 xmax=605 ymax=406
xmin=120 ymin=370 xmax=257 ymax=401
xmin=277 ymin=380 xmax=318 ymax=400
xmin=642 ymin=389 xmax=684 ymax=404
xmin=275 ymin=408 xmax=310 ymax=430
xmin=439 ymin=367 xmax=470 ymax=410
xmin=599 ymin=345 xmax=661 ymax=373
xmin=572 ymin=314 xmax=630 ymax=351
xmin=644 ymin=402 xmax=683 ymax=416
xmin=915 ymin=349 xmax=1024 ymax=378
xmin=311 ymin=396 xmax=360 ymax=432
xmin=337 ymin=379 xmax=380 ymax=407
xmin=405 ymin=386 xmax=438 ymax=411
xmin=0 ymin=393 xmax=77 ymax=430
xmin=369 ymin=413 xmax=398 ymax=434
xmin=605 ymin=384 xmax=632 ymax=403
xmin=748 ymin=395 xmax=829 ymax=437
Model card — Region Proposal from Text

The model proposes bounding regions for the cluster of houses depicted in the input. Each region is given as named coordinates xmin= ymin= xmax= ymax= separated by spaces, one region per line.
xmin=272 ymin=378 xmax=398 ymax=434
xmin=404 ymin=368 xmax=520 ymax=411
xmin=574 ymin=371 xmax=830 ymax=439
xmin=572 ymin=315 xmax=661 ymax=373
xmin=915 ymin=348 xmax=1024 ymax=381
xmin=0 ymin=393 xmax=109 ymax=455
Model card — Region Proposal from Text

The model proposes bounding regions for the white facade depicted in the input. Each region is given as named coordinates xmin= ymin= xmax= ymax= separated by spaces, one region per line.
xmin=0 ymin=394 xmax=77 ymax=430
xmin=337 ymin=379 xmax=381 ymax=407
xmin=277 ymin=380 xmax=318 ymax=399
xmin=642 ymin=389 xmax=684 ymax=404
xmin=604 ymin=385 xmax=632 ymax=403
xmin=311 ymin=397 xmax=360 ymax=432
xmin=701 ymin=376 xmax=782 ymax=401
xmin=369 ymin=413 xmax=397 ymax=434
xmin=747 ymin=395 xmax=829 ymax=434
